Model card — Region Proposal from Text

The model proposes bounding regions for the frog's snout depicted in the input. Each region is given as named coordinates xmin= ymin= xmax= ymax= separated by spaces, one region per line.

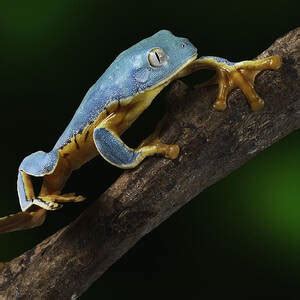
xmin=179 ymin=37 xmax=197 ymax=57
xmin=180 ymin=38 xmax=191 ymax=48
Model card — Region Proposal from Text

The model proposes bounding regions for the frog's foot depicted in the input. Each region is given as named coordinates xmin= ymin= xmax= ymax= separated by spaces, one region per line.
xmin=32 ymin=198 xmax=62 ymax=211
xmin=33 ymin=193 xmax=86 ymax=210
xmin=193 ymin=55 xmax=282 ymax=111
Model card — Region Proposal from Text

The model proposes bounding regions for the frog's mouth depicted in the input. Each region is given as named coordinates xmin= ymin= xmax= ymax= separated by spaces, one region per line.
xmin=124 ymin=53 xmax=198 ymax=106
xmin=132 ymin=52 xmax=198 ymax=103
xmin=155 ymin=52 xmax=198 ymax=89
xmin=171 ymin=53 xmax=199 ymax=81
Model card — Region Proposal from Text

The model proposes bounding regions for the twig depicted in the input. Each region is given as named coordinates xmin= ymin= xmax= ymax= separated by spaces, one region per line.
xmin=0 ymin=28 xmax=299 ymax=299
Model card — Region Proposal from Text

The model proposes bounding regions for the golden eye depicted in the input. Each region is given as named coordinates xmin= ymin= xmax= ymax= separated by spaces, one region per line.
xmin=148 ymin=48 xmax=167 ymax=67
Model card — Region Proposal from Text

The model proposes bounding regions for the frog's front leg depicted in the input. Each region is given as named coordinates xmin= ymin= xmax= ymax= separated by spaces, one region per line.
xmin=93 ymin=107 xmax=179 ymax=169
xmin=186 ymin=55 xmax=282 ymax=111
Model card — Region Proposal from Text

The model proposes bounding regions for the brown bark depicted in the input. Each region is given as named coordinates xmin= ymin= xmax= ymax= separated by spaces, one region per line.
xmin=0 ymin=28 xmax=299 ymax=299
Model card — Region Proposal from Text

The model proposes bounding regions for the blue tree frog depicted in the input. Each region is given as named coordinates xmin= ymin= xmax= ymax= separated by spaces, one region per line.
xmin=0 ymin=30 xmax=281 ymax=233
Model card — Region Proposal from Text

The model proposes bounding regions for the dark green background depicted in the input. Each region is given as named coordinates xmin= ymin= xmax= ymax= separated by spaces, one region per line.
xmin=0 ymin=0 xmax=299 ymax=298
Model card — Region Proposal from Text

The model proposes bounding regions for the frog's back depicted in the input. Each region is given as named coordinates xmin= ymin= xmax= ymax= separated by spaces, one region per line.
xmin=54 ymin=48 xmax=140 ymax=151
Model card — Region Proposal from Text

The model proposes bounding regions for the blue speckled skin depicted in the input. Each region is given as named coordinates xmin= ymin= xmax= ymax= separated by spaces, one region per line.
xmin=20 ymin=151 xmax=59 ymax=176
xmin=17 ymin=29 xmax=198 ymax=212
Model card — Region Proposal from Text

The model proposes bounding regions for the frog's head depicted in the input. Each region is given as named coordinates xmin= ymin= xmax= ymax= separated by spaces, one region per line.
xmin=132 ymin=30 xmax=197 ymax=90
xmin=113 ymin=30 xmax=198 ymax=93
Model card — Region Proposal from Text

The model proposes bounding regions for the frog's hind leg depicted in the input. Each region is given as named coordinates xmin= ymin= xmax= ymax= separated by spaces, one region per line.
xmin=0 ymin=150 xmax=60 ymax=233
xmin=0 ymin=208 xmax=46 ymax=233
xmin=17 ymin=150 xmax=61 ymax=211
xmin=36 ymin=153 xmax=85 ymax=206
xmin=19 ymin=149 xmax=85 ymax=208
xmin=0 ymin=150 xmax=61 ymax=233
xmin=0 ymin=148 xmax=83 ymax=233
xmin=189 ymin=55 xmax=282 ymax=111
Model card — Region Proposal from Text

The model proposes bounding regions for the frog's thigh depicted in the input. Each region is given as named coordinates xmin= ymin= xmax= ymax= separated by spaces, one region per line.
xmin=18 ymin=150 xmax=59 ymax=211
xmin=0 ymin=151 xmax=59 ymax=233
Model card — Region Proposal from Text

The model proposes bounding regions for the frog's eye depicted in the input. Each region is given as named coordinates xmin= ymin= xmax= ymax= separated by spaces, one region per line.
xmin=148 ymin=48 xmax=167 ymax=67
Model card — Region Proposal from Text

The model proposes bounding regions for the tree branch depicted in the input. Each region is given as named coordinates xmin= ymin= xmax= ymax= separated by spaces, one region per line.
xmin=0 ymin=28 xmax=299 ymax=299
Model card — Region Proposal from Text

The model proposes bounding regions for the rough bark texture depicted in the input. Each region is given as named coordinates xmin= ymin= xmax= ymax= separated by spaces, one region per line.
xmin=0 ymin=28 xmax=299 ymax=299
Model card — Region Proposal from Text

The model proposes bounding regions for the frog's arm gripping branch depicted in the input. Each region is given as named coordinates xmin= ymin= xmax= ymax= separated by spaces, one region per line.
xmin=93 ymin=106 xmax=179 ymax=169
xmin=179 ymin=55 xmax=282 ymax=111
xmin=0 ymin=28 xmax=299 ymax=299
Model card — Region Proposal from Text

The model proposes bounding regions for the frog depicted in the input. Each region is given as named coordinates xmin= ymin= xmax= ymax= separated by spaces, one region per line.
xmin=0 ymin=30 xmax=281 ymax=233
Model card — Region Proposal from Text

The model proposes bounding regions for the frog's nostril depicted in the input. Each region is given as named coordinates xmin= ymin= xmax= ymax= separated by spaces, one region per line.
xmin=180 ymin=38 xmax=190 ymax=48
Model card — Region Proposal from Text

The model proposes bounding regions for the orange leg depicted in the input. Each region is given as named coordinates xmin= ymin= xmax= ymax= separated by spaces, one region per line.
xmin=94 ymin=98 xmax=180 ymax=169
xmin=0 ymin=207 xmax=47 ymax=233
xmin=182 ymin=55 xmax=282 ymax=111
